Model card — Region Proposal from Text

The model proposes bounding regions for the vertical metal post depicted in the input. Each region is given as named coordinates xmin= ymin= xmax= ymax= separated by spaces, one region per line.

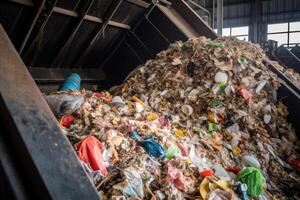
xmin=212 ymin=0 xmax=215 ymax=29
xmin=251 ymin=0 xmax=262 ymax=44
xmin=216 ymin=0 xmax=223 ymax=37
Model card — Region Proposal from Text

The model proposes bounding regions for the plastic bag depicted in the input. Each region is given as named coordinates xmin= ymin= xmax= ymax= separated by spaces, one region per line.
xmin=75 ymin=136 xmax=108 ymax=177
xmin=167 ymin=163 xmax=192 ymax=191
xmin=45 ymin=94 xmax=84 ymax=116
xmin=123 ymin=167 xmax=144 ymax=198
xmin=237 ymin=167 xmax=265 ymax=198
xmin=165 ymin=144 xmax=181 ymax=159
xmin=131 ymin=130 xmax=166 ymax=159
xmin=59 ymin=114 xmax=75 ymax=128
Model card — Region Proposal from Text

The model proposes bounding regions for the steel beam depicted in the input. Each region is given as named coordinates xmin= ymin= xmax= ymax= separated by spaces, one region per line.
xmin=251 ymin=0 xmax=262 ymax=43
xmin=10 ymin=0 xmax=150 ymax=9
xmin=52 ymin=7 xmax=130 ymax=30
xmin=7 ymin=0 xmax=130 ymax=30
xmin=28 ymin=67 xmax=106 ymax=83
xmin=216 ymin=0 xmax=223 ymax=37
xmin=291 ymin=45 xmax=300 ymax=59
xmin=168 ymin=0 xmax=217 ymax=39
xmin=126 ymin=0 xmax=150 ymax=8
xmin=50 ymin=0 xmax=95 ymax=68
xmin=275 ymin=45 xmax=300 ymax=74
xmin=73 ymin=0 xmax=124 ymax=67
xmin=21 ymin=0 xmax=58 ymax=58
xmin=0 ymin=132 xmax=29 ymax=199
xmin=8 ymin=0 xmax=34 ymax=6
xmin=0 ymin=24 xmax=99 ymax=199
xmin=19 ymin=0 xmax=46 ymax=54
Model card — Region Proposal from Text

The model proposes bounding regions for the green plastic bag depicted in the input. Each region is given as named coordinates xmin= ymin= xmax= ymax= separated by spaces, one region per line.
xmin=208 ymin=41 xmax=225 ymax=48
xmin=237 ymin=56 xmax=247 ymax=64
xmin=211 ymin=99 xmax=222 ymax=107
xmin=165 ymin=144 xmax=181 ymax=159
xmin=208 ymin=122 xmax=219 ymax=132
xmin=237 ymin=167 xmax=265 ymax=198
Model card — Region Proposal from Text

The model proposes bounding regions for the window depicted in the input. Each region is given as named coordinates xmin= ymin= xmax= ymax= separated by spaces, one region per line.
xmin=267 ymin=22 xmax=300 ymax=48
xmin=214 ymin=26 xmax=249 ymax=41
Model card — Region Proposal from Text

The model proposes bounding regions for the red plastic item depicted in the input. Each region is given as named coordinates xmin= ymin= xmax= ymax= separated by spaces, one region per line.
xmin=227 ymin=166 xmax=240 ymax=174
xmin=75 ymin=136 xmax=108 ymax=177
xmin=288 ymin=159 xmax=300 ymax=172
xmin=236 ymin=86 xmax=253 ymax=104
xmin=60 ymin=114 xmax=75 ymax=128
xmin=94 ymin=92 xmax=112 ymax=102
xmin=200 ymin=169 xmax=214 ymax=177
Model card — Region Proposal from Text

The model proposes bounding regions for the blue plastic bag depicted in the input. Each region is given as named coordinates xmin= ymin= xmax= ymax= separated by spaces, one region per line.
xmin=131 ymin=130 xmax=166 ymax=159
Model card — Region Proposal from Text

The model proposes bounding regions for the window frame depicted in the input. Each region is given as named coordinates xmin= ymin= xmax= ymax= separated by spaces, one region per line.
xmin=267 ymin=22 xmax=300 ymax=48
xmin=214 ymin=26 xmax=249 ymax=41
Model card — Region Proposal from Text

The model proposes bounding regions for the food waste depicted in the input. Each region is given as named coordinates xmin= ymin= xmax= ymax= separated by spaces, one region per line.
xmin=47 ymin=37 xmax=300 ymax=199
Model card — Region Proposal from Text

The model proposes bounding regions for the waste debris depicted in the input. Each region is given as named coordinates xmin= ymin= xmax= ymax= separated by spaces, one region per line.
xmin=49 ymin=36 xmax=300 ymax=199
xmin=270 ymin=60 xmax=300 ymax=89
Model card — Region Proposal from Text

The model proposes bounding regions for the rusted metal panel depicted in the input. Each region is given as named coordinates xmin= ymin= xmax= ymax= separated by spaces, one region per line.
xmin=0 ymin=24 xmax=99 ymax=199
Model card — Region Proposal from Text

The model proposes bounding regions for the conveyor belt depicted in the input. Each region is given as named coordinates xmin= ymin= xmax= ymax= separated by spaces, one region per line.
xmin=265 ymin=41 xmax=300 ymax=92
xmin=274 ymin=45 xmax=300 ymax=74
xmin=291 ymin=45 xmax=300 ymax=60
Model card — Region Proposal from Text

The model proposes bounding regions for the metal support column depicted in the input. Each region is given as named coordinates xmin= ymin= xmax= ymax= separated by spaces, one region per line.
xmin=251 ymin=0 xmax=262 ymax=43
xmin=0 ymin=24 xmax=99 ymax=199
xmin=212 ymin=0 xmax=215 ymax=29
xmin=216 ymin=0 xmax=223 ymax=37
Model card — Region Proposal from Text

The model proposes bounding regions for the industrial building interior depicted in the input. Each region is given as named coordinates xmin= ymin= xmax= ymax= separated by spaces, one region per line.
xmin=0 ymin=0 xmax=299 ymax=199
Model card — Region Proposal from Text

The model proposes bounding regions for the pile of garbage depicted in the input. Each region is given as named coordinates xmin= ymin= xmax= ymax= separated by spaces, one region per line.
xmin=47 ymin=37 xmax=300 ymax=199
xmin=270 ymin=60 xmax=300 ymax=89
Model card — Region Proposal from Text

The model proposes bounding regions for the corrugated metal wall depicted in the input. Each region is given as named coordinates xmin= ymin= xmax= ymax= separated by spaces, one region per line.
xmin=205 ymin=0 xmax=300 ymax=43
xmin=218 ymin=0 xmax=300 ymax=27
xmin=262 ymin=0 xmax=300 ymax=23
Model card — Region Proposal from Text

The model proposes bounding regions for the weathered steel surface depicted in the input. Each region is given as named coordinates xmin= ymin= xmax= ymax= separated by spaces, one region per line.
xmin=0 ymin=24 xmax=99 ymax=199
xmin=28 ymin=67 xmax=106 ymax=83
xmin=291 ymin=45 xmax=300 ymax=60
xmin=168 ymin=0 xmax=217 ymax=39
xmin=275 ymin=45 xmax=300 ymax=74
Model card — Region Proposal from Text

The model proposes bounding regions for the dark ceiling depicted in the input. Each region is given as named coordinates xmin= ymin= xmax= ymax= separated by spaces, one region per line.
xmin=0 ymin=0 xmax=216 ymax=89
xmin=0 ymin=0 xmax=149 ymax=69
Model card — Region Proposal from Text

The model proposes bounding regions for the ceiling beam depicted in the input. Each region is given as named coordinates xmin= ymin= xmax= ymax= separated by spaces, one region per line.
xmin=72 ymin=0 xmax=124 ymax=67
xmin=50 ymin=0 xmax=95 ymax=68
xmin=21 ymin=0 xmax=58 ymax=58
xmin=19 ymin=0 xmax=47 ymax=54
xmin=28 ymin=67 xmax=106 ymax=83
xmin=7 ymin=0 xmax=130 ymax=30
xmin=127 ymin=0 xmax=151 ymax=8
